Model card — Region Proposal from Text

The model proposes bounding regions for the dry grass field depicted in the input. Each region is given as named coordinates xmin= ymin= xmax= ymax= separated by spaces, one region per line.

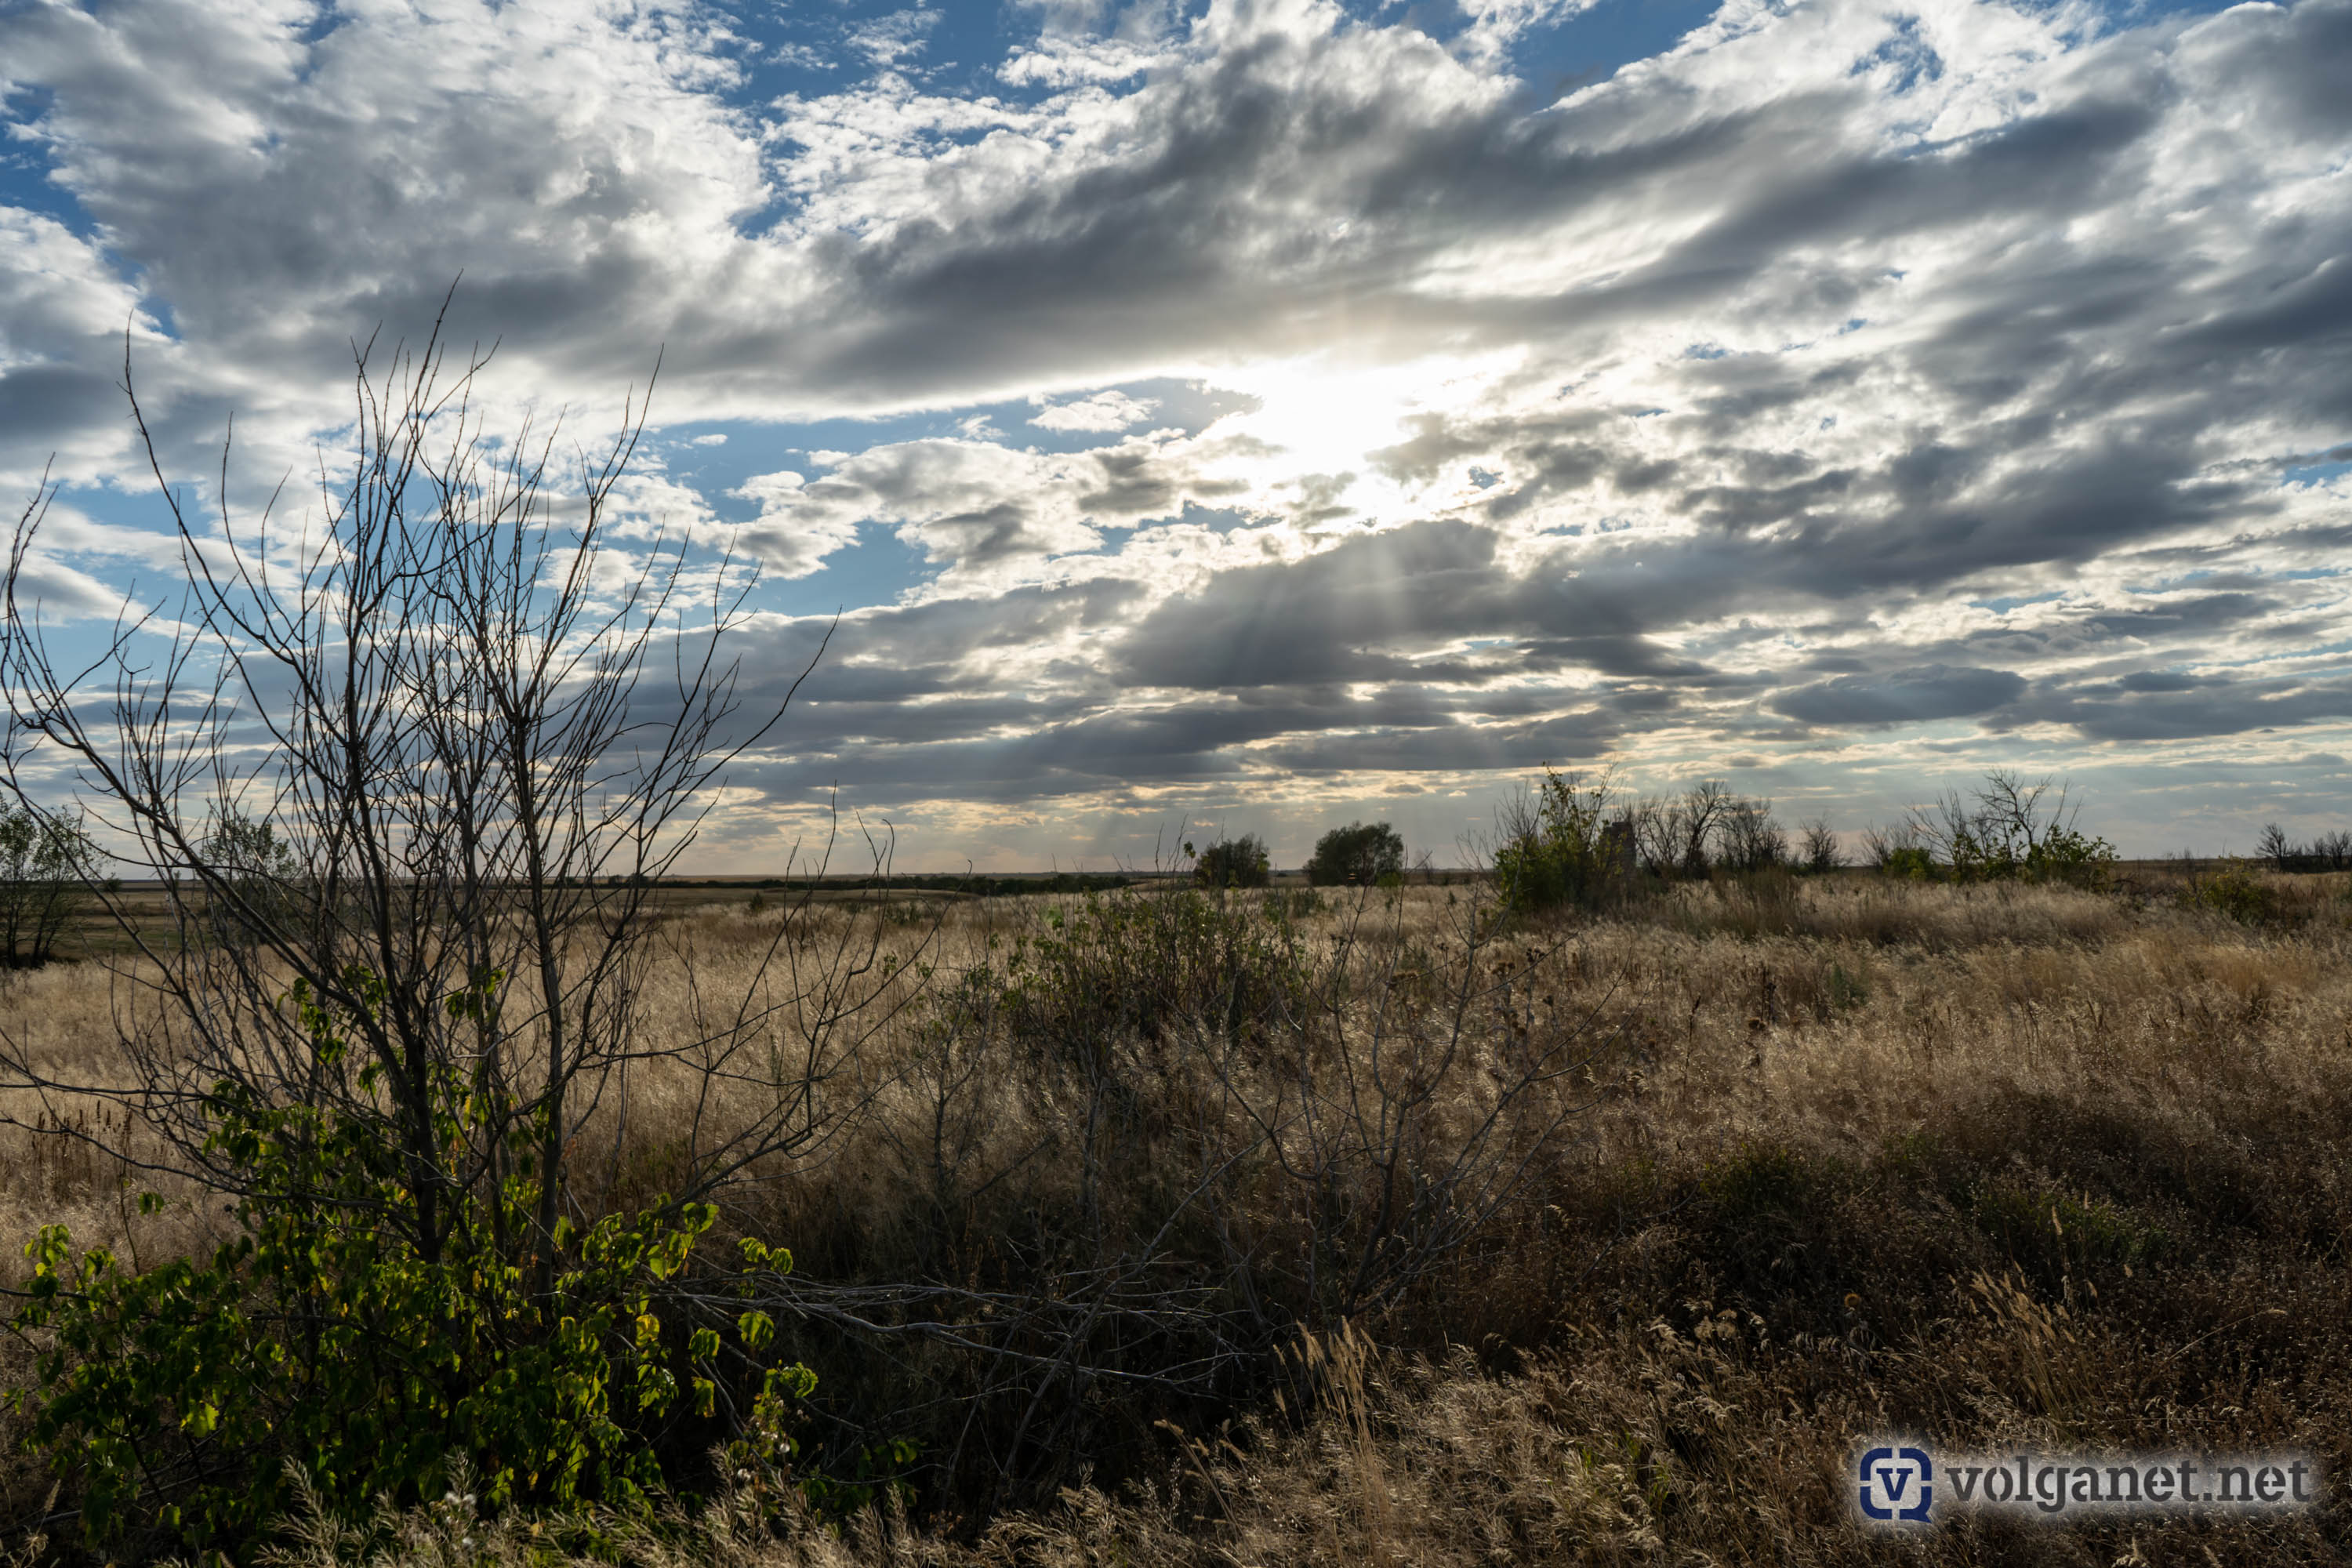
xmin=3 ymin=864 xmax=2349 ymax=1564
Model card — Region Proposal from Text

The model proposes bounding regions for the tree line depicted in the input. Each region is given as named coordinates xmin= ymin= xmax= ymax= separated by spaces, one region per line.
xmin=1190 ymin=768 xmax=2125 ymax=916
xmin=2256 ymin=822 xmax=2352 ymax=873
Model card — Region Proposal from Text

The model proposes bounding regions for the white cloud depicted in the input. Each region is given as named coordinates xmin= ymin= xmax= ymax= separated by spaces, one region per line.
xmin=1029 ymin=390 xmax=1160 ymax=432
xmin=731 ymin=470 xmax=865 ymax=579
xmin=847 ymin=9 xmax=941 ymax=67
xmin=998 ymin=34 xmax=1170 ymax=87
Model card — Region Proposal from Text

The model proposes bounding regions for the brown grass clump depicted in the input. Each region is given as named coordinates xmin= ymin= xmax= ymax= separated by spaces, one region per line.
xmin=4 ymin=869 xmax=2350 ymax=1563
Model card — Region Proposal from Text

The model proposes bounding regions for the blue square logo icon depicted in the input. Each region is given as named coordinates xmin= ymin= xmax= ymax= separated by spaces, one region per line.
xmin=1860 ymin=1446 xmax=1933 ymax=1522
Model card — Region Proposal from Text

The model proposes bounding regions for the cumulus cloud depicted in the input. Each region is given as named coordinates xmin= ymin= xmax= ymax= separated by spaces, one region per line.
xmin=1029 ymin=390 xmax=1160 ymax=432
xmin=846 ymin=9 xmax=938 ymax=67
xmin=725 ymin=422 xmax=1277 ymax=589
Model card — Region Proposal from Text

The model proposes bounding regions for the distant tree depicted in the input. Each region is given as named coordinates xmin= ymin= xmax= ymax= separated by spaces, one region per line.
xmin=2320 ymin=829 xmax=2352 ymax=872
xmin=200 ymin=804 xmax=305 ymax=947
xmin=1630 ymin=795 xmax=1676 ymax=877
xmin=1306 ymin=822 xmax=1405 ymax=887
xmin=1799 ymin=818 xmax=1842 ymax=874
xmin=1715 ymin=795 xmax=1787 ymax=873
xmin=0 ymin=805 xmax=93 ymax=967
xmin=1902 ymin=771 xmax=2117 ymax=886
xmin=1490 ymin=770 xmax=1628 ymax=914
xmin=2256 ymin=822 xmax=2293 ymax=870
xmin=1681 ymin=780 xmax=1733 ymax=875
xmin=1194 ymin=833 xmax=1272 ymax=889
xmin=1861 ymin=820 xmax=1933 ymax=879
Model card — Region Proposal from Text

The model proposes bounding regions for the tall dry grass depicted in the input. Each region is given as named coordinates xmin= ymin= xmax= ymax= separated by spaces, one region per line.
xmin=3 ymin=869 xmax=2350 ymax=1562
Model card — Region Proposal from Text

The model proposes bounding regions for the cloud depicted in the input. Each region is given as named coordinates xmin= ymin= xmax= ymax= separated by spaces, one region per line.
xmin=5 ymin=0 xmax=2352 ymax=858
xmin=1029 ymin=390 xmax=1160 ymax=432
xmin=731 ymin=471 xmax=866 ymax=579
xmin=847 ymin=9 xmax=939 ymax=67
xmin=1774 ymin=666 xmax=2029 ymax=727
xmin=728 ymin=424 xmax=1272 ymax=587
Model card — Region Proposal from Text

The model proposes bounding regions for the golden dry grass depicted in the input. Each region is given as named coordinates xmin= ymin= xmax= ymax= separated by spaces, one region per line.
xmin=4 ymin=868 xmax=2350 ymax=1563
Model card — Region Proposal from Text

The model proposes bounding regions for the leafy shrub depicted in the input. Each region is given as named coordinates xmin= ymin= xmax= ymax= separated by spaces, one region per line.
xmin=1192 ymin=833 xmax=1272 ymax=889
xmin=1490 ymin=769 xmax=1628 ymax=915
xmin=996 ymin=885 xmax=1308 ymax=1056
xmin=1880 ymin=844 xmax=1935 ymax=880
xmin=8 ymin=971 xmax=812 ymax=1552
xmin=1907 ymin=771 xmax=2119 ymax=886
xmin=2186 ymin=862 xmax=2278 ymax=925
xmin=1969 ymin=1181 xmax=2167 ymax=1290
xmin=1305 ymin=822 xmax=1403 ymax=887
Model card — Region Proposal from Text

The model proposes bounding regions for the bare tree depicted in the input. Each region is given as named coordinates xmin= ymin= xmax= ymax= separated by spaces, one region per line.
xmin=0 ymin=314 xmax=893 ymax=1281
xmin=1859 ymin=819 xmax=1922 ymax=870
xmin=1676 ymin=779 xmax=1730 ymax=875
xmin=1798 ymin=818 xmax=1841 ymax=873
xmin=1907 ymin=771 xmax=2085 ymax=880
xmin=2320 ymin=829 xmax=2352 ymax=872
xmin=1716 ymin=795 xmax=1786 ymax=873
xmin=2256 ymin=822 xmax=2293 ymax=870
xmin=1630 ymin=794 xmax=1676 ymax=878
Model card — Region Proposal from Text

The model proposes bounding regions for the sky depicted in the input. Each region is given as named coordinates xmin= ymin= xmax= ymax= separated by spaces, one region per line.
xmin=2 ymin=0 xmax=2349 ymax=871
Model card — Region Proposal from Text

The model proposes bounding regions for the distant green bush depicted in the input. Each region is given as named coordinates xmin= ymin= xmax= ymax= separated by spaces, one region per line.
xmin=1305 ymin=822 xmax=1404 ymax=887
xmin=2185 ymin=862 xmax=2278 ymax=925
xmin=1192 ymin=833 xmax=1272 ymax=889
xmin=996 ymin=886 xmax=1308 ymax=1056
xmin=9 ymin=971 xmax=812 ymax=1553
xmin=1905 ymin=771 xmax=2119 ymax=887
xmin=1491 ymin=769 xmax=1628 ymax=916
xmin=1882 ymin=845 xmax=1935 ymax=880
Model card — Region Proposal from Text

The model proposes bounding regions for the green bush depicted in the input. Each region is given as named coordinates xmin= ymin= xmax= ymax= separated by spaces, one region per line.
xmin=1969 ymin=1180 xmax=2167 ymax=1290
xmin=1192 ymin=833 xmax=1272 ymax=889
xmin=2186 ymin=862 xmax=2278 ymax=925
xmin=1908 ymin=772 xmax=2120 ymax=886
xmin=996 ymin=885 xmax=1308 ymax=1057
xmin=1305 ymin=822 xmax=1403 ymax=887
xmin=1491 ymin=769 xmax=1628 ymax=916
xmin=1879 ymin=845 xmax=1935 ymax=880
xmin=9 ymin=971 xmax=813 ymax=1553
